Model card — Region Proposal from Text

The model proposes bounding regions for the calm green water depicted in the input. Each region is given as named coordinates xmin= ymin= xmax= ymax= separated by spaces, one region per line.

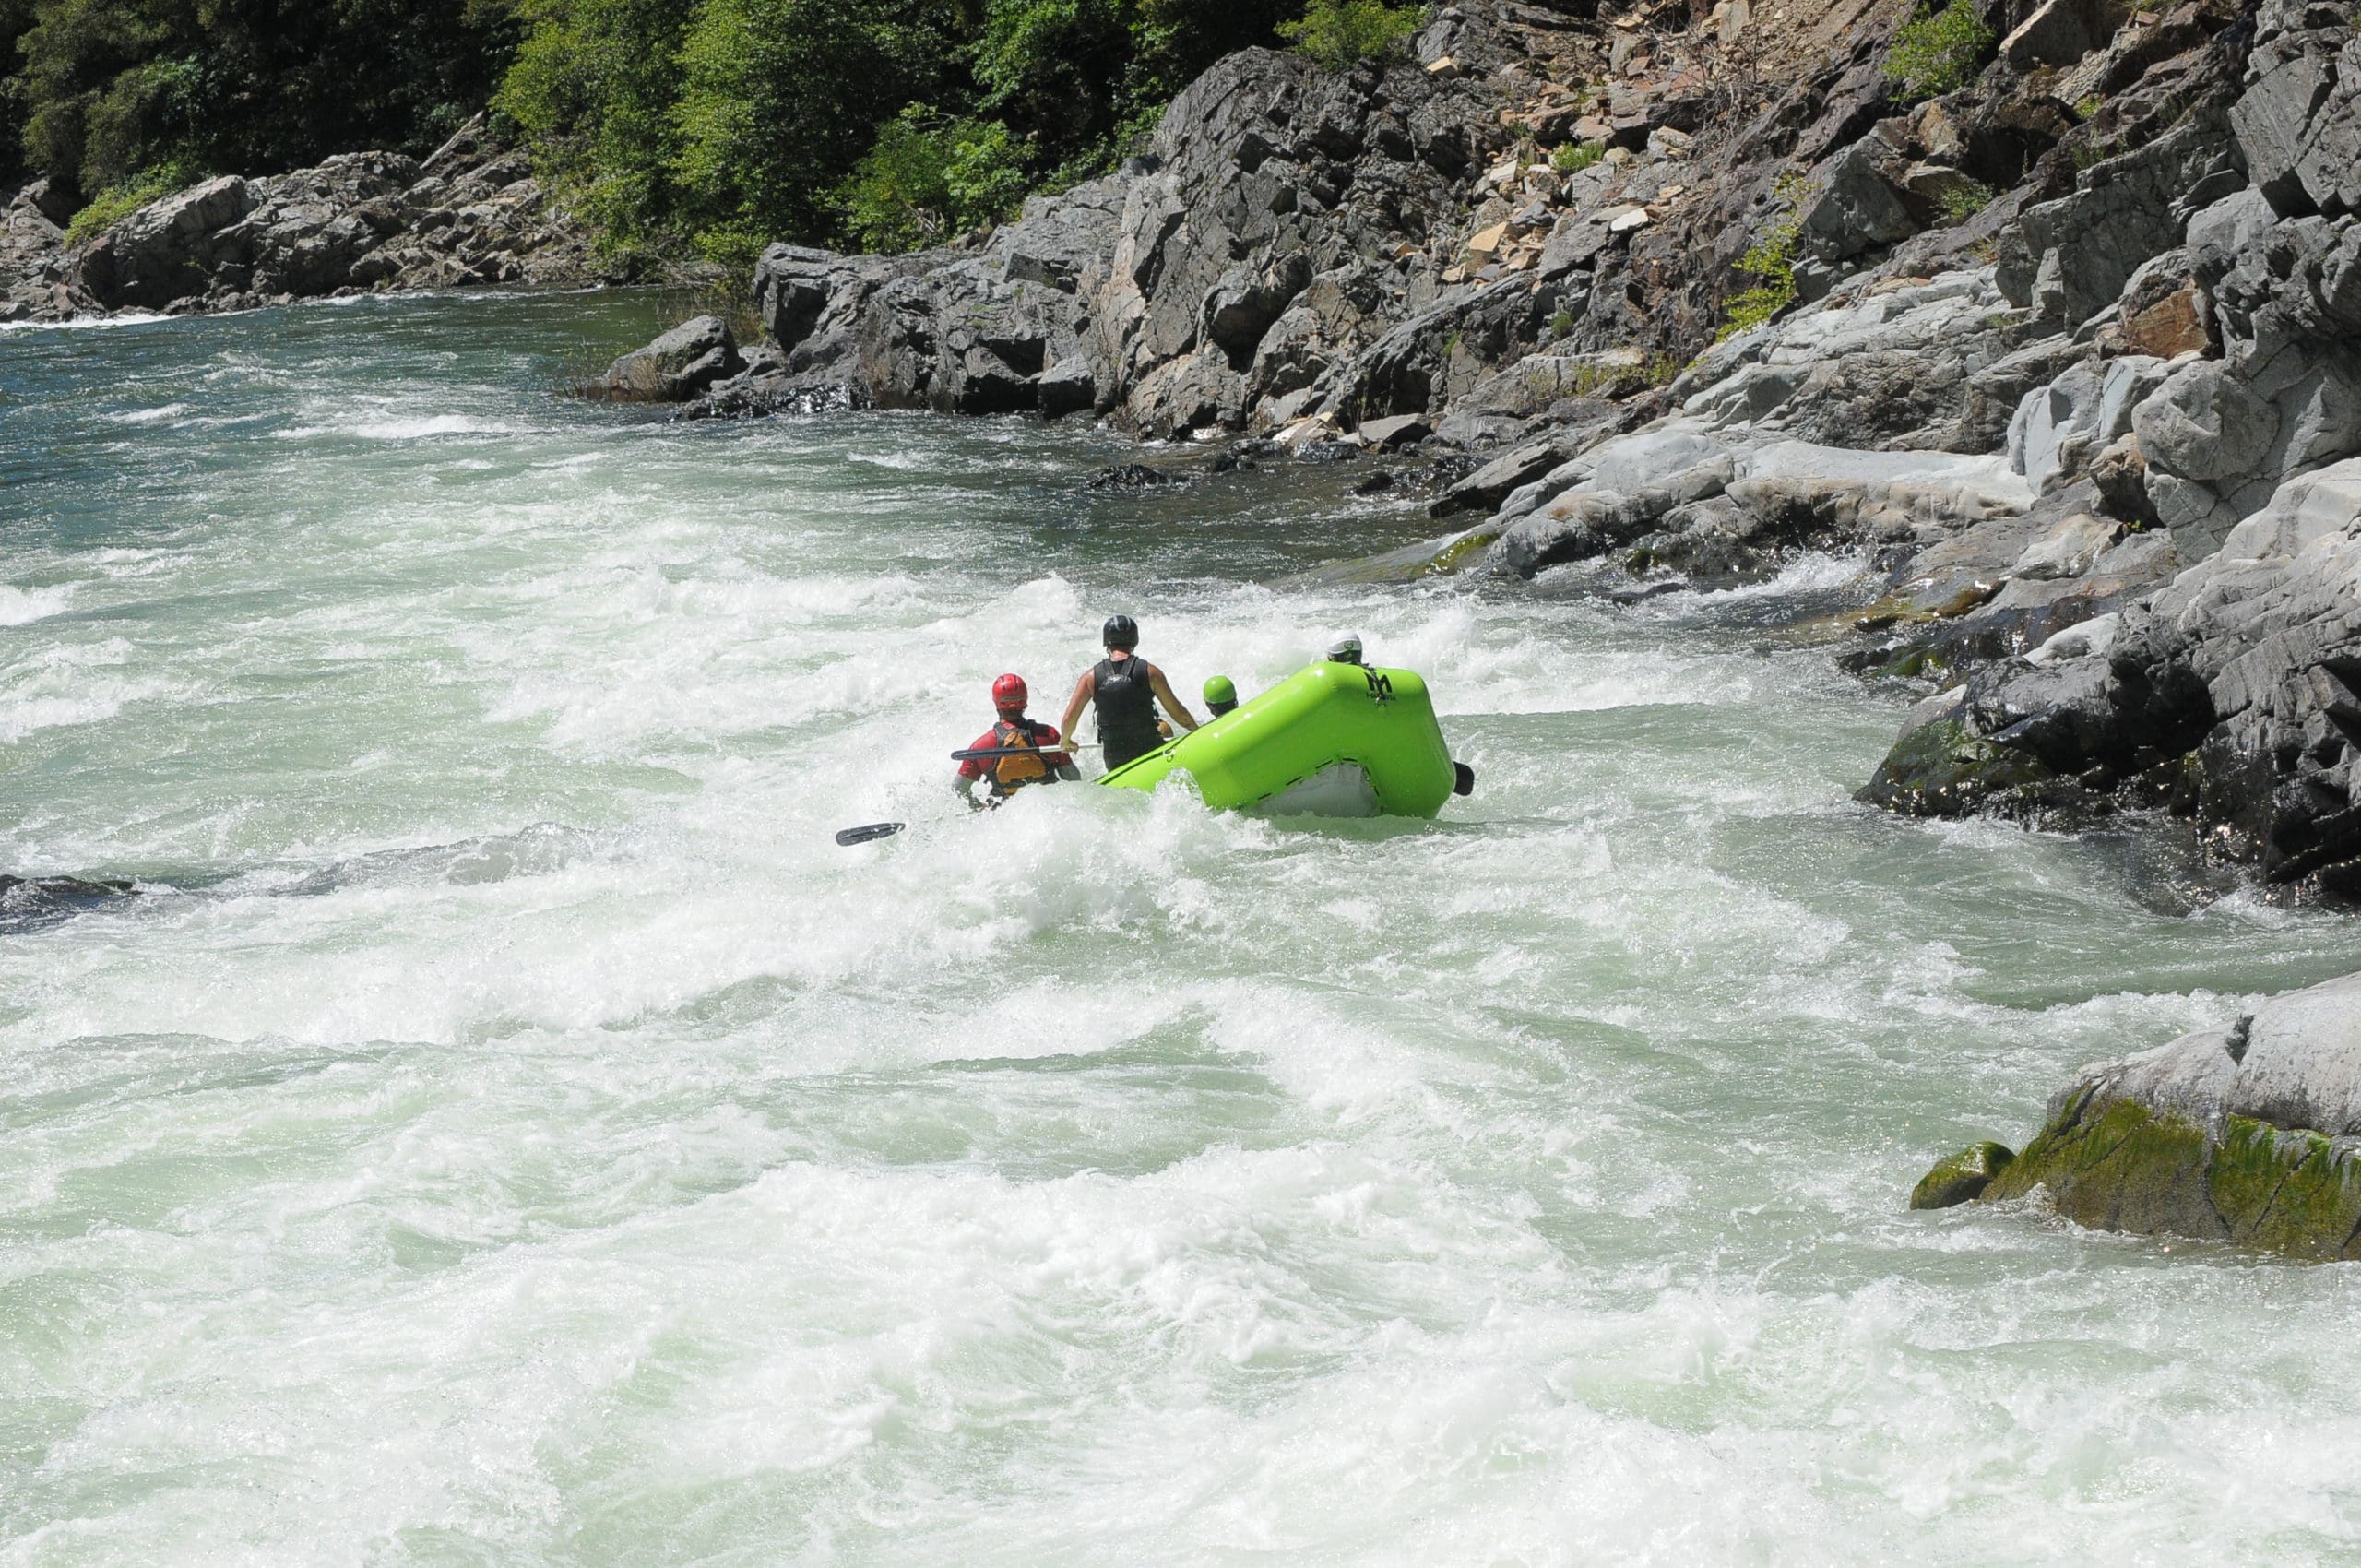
xmin=8 ymin=292 xmax=2361 ymax=1566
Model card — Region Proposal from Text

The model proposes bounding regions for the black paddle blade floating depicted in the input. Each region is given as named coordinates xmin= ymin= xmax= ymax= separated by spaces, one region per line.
xmin=835 ymin=822 xmax=906 ymax=846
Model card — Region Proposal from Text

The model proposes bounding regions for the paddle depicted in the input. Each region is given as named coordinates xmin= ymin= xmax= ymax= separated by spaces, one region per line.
xmin=949 ymin=742 xmax=1102 ymax=762
xmin=836 ymin=741 xmax=1104 ymax=845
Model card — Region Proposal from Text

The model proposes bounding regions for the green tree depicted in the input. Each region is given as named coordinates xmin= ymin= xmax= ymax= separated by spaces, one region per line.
xmin=836 ymin=102 xmax=1026 ymax=250
xmin=0 ymin=0 xmax=45 ymax=184
xmin=1126 ymin=0 xmax=1294 ymax=102
xmin=495 ymin=0 xmax=692 ymax=255
xmin=971 ymin=0 xmax=1130 ymax=161
xmin=16 ymin=0 xmax=517 ymax=200
xmin=671 ymin=0 xmax=968 ymax=267
xmin=1275 ymin=0 xmax=1423 ymax=69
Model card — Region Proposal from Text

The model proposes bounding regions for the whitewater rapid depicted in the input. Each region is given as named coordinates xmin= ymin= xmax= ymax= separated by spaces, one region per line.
xmin=8 ymin=292 xmax=2361 ymax=1564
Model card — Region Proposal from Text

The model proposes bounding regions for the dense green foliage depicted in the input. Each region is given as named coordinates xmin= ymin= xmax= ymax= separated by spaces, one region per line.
xmin=2 ymin=0 xmax=1403 ymax=262
xmin=497 ymin=0 xmax=1307 ymax=265
xmin=837 ymin=105 xmax=1027 ymax=253
xmin=1 ymin=0 xmax=516 ymax=199
xmin=1881 ymin=0 xmax=1994 ymax=101
xmin=1275 ymin=0 xmax=1423 ymax=68
xmin=59 ymin=155 xmax=181 ymax=239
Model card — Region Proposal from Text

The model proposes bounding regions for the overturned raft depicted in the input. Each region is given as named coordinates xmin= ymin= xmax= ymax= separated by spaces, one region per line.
xmin=1098 ymin=661 xmax=1470 ymax=819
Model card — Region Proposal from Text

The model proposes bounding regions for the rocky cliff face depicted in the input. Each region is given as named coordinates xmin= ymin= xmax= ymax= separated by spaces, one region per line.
xmin=0 ymin=117 xmax=612 ymax=322
xmin=685 ymin=0 xmax=1952 ymax=433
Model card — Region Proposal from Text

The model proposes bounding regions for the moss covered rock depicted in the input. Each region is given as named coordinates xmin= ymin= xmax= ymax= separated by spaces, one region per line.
xmin=1280 ymin=521 xmax=1504 ymax=587
xmin=1856 ymin=716 xmax=2058 ymax=817
xmin=1966 ymin=972 xmax=2361 ymax=1260
xmin=1910 ymin=1140 xmax=2016 ymax=1208
xmin=1982 ymin=1092 xmax=2226 ymax=1238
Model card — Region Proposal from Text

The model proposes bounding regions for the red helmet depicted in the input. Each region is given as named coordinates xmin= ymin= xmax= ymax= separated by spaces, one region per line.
xmin=991 ymin=673 xmax=1027 ymax=710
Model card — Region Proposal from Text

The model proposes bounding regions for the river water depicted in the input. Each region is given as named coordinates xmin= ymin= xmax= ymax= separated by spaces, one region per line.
xmin=9 ymin=292 xmax=2361 ymax=1565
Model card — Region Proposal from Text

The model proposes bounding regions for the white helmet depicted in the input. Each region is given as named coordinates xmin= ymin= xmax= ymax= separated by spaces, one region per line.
xmin=1326 ymin=635 xmax=1364 ymax=665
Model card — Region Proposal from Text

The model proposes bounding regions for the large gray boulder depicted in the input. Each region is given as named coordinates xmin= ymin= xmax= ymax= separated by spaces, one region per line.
xmin=73 ymin=175 xmax=258 ymax=308
xmin=1677 ymin=269 xmax=2041 ymax=453
xmin=597 ymin=315 xmax=745 ymax=401
xmin=2125 ymin=212 xmax=2361 ymax=552
xmin=1998 ymin=103 xmax=2247 ymax=328
xmin=1962 ymin=969 xmax=2361 ymax=1257
xmin=1859 ymin=457 xmax=2361 ymax=888
xmin=1792 ymin=141 xmax=1920 ymax=282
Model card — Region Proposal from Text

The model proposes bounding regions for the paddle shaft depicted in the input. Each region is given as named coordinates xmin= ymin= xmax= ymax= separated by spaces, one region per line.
xmin=951 ymin=742 xmax=1101 ymax=761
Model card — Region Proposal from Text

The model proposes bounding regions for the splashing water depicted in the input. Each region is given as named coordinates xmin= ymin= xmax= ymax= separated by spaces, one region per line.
xmin=7 ymin=293 xmax=2361 ymax=1565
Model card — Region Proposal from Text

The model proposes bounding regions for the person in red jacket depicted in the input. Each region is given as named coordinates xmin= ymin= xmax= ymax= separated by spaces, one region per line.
xmin=955 ymin=673 xmax=1078 ymax=807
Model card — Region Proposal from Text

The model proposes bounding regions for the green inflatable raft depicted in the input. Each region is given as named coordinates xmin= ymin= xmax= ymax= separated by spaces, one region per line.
xmin=1098 ymin=660 xmax=1473 ymax=818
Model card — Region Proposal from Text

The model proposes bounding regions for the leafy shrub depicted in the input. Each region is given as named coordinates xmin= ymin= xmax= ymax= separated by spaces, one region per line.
xmin=1881 ymin=0 xmax=1994 ymax=101
xmin=1551 ymin=140 xmax=1603 ymax=173
xmin=1716 ymin=172 xmax=1809 ymax=341
xmin=837 ymin=106 xmax=1029 ymax=252
xmin=1938 ymin=174 xmax=1996 ymax=224
xmin=1277 ymin=0 xmax=1426 ymax=69
xmin=63 ymin=161 xmax=189 ymax=244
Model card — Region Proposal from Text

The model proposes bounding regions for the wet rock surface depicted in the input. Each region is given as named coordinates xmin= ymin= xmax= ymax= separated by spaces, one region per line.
xmin=594 ymin=315 xmax=744 ymax=402
xmin=0 ymin=875 xmax=138 ymax=932
xmin=1955 ymin=971 xmax=2361 ymax=1258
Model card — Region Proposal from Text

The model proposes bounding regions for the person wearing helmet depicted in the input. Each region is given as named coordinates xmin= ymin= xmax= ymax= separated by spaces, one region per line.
xmin=1057 ymin=613 xmax=1199 ymax=771
xmin=1325 ymin=634 xmax=1364 ymax=666
xmin=955 ymin=673 xmax=1078 ymax=807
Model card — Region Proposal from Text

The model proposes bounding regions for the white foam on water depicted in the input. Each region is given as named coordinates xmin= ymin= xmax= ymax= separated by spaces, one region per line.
xmin=0 ymin=310 xmax=170 ymax=334
xmin=101 ymin=401 xmax=190 ymax=425
xmin=0 ymin=583 xmax=72 ymax=626
xmin=277 ymin=413 xmax=523 ymax=441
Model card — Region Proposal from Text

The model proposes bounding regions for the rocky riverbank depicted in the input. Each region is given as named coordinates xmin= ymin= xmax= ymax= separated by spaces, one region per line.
xmin=0 ymin=117 xmax=615 ymax=322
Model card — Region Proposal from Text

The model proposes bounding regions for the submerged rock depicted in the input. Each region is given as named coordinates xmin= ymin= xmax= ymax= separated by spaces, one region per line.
xmin=1087 ymin=463 xmax=1179 ymax=491
xmin=1910 ymin=1141 xmax=2017 ymax=1208
xmin=0 ymin=874 xmax=137 ymax=931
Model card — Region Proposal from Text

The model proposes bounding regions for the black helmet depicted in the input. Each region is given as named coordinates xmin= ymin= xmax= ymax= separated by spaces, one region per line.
xmin=1102 ymin=613 xmax=1139 ymax=649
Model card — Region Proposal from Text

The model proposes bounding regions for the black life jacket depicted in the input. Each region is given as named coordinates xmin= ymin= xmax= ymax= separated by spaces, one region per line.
xmin=988 ymin=719 xmax=1062 ymax=796
xmin=1093 ymin=655 xmax=1161 ymax=758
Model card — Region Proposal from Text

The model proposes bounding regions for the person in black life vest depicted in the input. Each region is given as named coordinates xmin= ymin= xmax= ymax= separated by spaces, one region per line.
xmin=955 ymin=673 xmax=1078 ymax=808
xmin=1056 ymin=614 xmax=1199 ymax=771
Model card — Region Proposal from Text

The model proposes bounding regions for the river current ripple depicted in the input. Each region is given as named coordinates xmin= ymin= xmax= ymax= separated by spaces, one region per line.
xmin=7 ymin=293 xmax=2361 ymax=1564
